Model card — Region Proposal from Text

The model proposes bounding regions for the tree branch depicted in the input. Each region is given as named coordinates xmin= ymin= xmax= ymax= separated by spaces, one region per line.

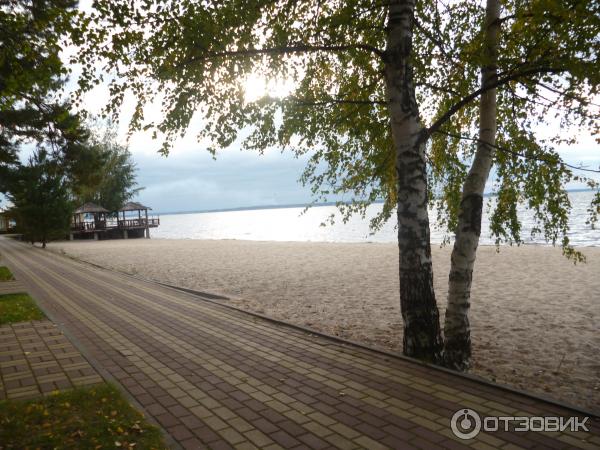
xmin=288 ymin=98 xmax=386 ymax=106
xmin=415 ymin=82 xmax=460 ymax=96
xmin=175 ymin=43 xmax=385 ymax=71
xmin=420 ymin=66 xmax=567 ymax=146
xmin=537 ymin=82 xmax=600 ymax=108
xmin=434 ymin=129 xmax=600 ymax=174
xmin=413 ymin=17 xmax=458 ymax=67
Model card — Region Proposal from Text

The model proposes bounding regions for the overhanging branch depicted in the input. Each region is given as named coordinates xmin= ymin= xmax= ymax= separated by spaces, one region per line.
xmin=288 ymin=98 xmax=386 ymax=106
xmin=537 ymin=82 xmax=600 ymax=108
xmin=434 ymin=129 xmax=600 ymax=174
xmin=175 ymin=43 xmax=385 ymax=71
xmin=420 ymin=66 xmax=567 ymax=146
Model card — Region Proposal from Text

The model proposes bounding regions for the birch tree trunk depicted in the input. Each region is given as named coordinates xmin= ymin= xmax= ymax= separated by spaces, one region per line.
xmin=385 ymin=0 xmax=443 ymax=362
xmin=444 ymin=0 xmax=501 ymax=370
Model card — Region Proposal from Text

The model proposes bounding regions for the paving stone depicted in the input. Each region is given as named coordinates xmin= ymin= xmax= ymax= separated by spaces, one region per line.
xmin=244 ymin=429 xmax=274 ymax=448
xmin=298 ymin=433 xmax=330 ymax=449
xmin=218 ymin=427 xmax=246 ymax=445
xmin=330 ymin=423 xmax=362 ymax=439
xmin=168 ymin=424 xmax=194 ymax=441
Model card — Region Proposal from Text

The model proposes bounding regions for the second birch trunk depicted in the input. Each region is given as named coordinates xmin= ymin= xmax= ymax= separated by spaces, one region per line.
xmin=443 ymin=0 xmax=501 ymax=370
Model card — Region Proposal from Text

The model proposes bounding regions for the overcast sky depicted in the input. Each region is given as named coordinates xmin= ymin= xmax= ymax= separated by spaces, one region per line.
xmin=95 ymin=93 xmax=599 ymax=214
xmin=6 ymin=69 xmax=593 ymax=215
xmin=124 ymin=132 xmax=598 ymax=215
xmin=133 ymin=146 xmax=314 ymax=214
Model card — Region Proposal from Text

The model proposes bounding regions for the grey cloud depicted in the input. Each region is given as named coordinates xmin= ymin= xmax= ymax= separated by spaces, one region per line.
xmin=131 ymin=148 xmax=315 ymax=213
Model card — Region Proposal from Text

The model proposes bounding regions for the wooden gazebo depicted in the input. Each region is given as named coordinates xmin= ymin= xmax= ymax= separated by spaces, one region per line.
xmin=118 ymin=202 xmax=158 ymax=238
xmin=72 ymin=203 xmax=109 ymax=238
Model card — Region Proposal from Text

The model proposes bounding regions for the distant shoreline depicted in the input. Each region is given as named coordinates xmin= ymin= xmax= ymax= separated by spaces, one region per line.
xmin=147 ymin=189 xmax=597 ymax=247
xmin=155 ymin=188 xmax=595 ymax=216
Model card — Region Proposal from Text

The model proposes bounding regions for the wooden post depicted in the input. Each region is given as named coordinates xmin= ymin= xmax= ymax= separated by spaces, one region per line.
xmin=145 ymin=209 xmax=149 ymax=238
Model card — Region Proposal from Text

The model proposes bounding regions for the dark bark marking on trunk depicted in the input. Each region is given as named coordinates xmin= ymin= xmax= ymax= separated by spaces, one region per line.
xmin=400 ymin=265 xmax=443 ymax=360
xmin=460 ymin=193 xmax=483 ymax=236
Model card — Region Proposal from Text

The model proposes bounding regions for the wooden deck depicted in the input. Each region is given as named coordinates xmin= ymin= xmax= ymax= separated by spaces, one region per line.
xmin=71 ymin=218 xmax=160 ymax=233
xmin=0 ymin=237 xmax=597 ymax=449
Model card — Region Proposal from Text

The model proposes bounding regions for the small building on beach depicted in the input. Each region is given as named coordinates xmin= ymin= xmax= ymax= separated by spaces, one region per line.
xmin=70 ymin=201 xmax=159 ymax=240
xmin=118 ymin=202 xmax=158 ymax=239
xmin=71 ymin=203 xmax=109 ymax=234
xmin=0 ymin=210 xmax=16 ymax=233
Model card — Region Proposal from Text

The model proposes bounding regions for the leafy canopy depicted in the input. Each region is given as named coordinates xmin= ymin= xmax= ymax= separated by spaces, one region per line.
xmin=75 ymin=0 xmax=599 ymax=248
xmin=424 ymin=0 xmax=600 ymax=256
xmin=0 ymin=0 xmax=90 ymax=190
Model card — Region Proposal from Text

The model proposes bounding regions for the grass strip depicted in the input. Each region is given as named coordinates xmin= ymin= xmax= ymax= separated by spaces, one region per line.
xmin=0 ymin=293 xmax=45 ymax=325
xmin=0 ymin=266 xmax=14 ymax=281
xmin=0 ymin=383 xmax=167 ymax=449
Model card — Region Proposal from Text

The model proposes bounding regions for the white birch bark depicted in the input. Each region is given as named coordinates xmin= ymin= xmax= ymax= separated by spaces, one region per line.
xmin=444 ymin=0 xmax=501 ymax=370
xmin=385 ymin=0 xmax=443 ymax=362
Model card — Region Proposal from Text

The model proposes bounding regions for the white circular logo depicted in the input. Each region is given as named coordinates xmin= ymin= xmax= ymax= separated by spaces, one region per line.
xmin=451 ymin=408 xmax=482 ymax=440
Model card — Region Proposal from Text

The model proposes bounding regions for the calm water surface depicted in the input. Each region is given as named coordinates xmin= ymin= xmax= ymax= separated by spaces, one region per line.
xmin=152 ymin=190 xmax=599 ymax=246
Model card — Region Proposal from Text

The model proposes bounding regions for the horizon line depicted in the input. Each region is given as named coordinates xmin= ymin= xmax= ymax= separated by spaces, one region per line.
xmin=154 ymin=187 xmax=595 ymax=216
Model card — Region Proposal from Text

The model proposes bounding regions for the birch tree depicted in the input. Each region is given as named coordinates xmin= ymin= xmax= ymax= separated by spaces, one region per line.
xmin=74 ymin=0 xmax=599 ymax=364
xmin=443 ymin=0 xmax=501 ymax=370
xmin=433 ymin=0 xmax=600 ymax=369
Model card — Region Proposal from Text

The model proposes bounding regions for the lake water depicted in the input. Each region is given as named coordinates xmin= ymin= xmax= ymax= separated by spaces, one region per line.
xmin=152 ymin=190 xmax=599 ymax=246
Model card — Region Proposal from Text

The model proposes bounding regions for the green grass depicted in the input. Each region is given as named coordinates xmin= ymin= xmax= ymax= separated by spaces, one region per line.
xmin=0 ymin=383 xmax=167 ymax=449
xmin=0 ymin=293 xmax=45 ymax=325
xmin=0 ymin=266 xmax=14 ymax=281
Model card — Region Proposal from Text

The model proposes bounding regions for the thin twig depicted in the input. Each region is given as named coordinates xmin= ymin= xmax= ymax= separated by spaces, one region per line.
xmin=434 ymin=129 xmax=600 ymax=174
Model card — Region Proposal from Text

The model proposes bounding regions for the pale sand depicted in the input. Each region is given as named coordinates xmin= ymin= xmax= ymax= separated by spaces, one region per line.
xmin=48 ymin=239 xmax=600 ymax=411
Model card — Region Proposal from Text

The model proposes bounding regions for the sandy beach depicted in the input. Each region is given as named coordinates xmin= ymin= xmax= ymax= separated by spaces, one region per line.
xmin=47 ymin=239 xmax=600 ymax=411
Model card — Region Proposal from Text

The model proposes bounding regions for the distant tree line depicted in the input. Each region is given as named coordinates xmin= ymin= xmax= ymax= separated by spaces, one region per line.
xmin=4 ymin=123 xmax=140 ymax=247
xmin=0 ymin=0 xmax=140 ymax=247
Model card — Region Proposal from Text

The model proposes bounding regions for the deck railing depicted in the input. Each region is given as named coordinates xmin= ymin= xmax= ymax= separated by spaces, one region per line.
xmin=116 ymin=218 xmax=160 ymax=228
xmin=71 ymin=217 xmax=160 ymax=232
xmin=71 ymin=221 xmax=106 ymax=231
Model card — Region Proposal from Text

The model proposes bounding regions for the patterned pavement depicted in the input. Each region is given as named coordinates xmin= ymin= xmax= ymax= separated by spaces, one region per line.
xmin=0 ymin=237 xmax=598 ymax=449
xmin=0 ymin=320 xmax=102 ymax=400
xmin=0 ymin=279 xmax=26 ymax=295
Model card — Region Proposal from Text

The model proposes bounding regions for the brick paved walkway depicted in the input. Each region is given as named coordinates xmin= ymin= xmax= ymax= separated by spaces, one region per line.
xmin=0 ymin=279 xmax=26 ymax=295
xmin=0 ymin=238 xmax=598 ymax=450
xmin=0 ymin=320 xmax=102 ymax=400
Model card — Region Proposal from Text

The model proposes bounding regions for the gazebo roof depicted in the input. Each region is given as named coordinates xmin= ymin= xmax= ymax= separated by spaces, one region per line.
xmin=74 ymin=203 xmax=109 ymax=214
xmin=119 ymin=201 xmax=152 ymax=212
